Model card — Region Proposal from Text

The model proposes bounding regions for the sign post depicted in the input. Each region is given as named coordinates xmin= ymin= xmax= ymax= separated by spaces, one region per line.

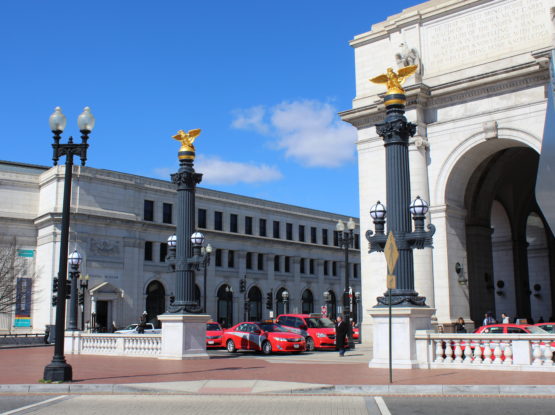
xmin=384 ymin=232 xmax=399 ymax=384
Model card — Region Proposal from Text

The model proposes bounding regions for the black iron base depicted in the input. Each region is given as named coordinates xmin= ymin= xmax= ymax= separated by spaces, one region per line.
xmin=43 ymin=358 xmax=72 ymax=382
xmin=376 ymin=289 xmax=427 ymax=307
xmin=167 ymin=303 xmax=203 ymax=314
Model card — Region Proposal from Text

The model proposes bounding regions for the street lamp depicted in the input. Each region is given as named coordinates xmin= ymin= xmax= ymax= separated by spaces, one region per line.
xmin=67 ymin=250 xmax=83 ymax=331
xmin=336 ymin=218 xmax=356 ymax=348
xmin=44 ymin=106 xmax=94 ymax=382
xmin=323 ymin=290 xmax=331 ymax=318
xmin=201 ymin=244 xmax=212 ymax=312
xmin=79 ymin=274 xmax=89 ymax=331
xmin=282 ymin=290 xmax=289 ymax=314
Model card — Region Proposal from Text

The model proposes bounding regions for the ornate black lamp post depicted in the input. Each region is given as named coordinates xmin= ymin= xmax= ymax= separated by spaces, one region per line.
xmin=365 ymin=66 xmax=434 ymax=307
xmin=44 ymin=106 xmax=95 ymax=382
xmin=67 ymin=250 xmax=83 ymax=330
xmin=336 ymin=218 xmax=356 ymax=347
xmin=323 ymin=290 xmax=331 ymax=318
xmin=282 ymin=290 xmax=289 ymax=314
xmin=201 ymin=244 xmax=212 ymax=313
xmin=79 ymin=274 xmax=89 ymax=331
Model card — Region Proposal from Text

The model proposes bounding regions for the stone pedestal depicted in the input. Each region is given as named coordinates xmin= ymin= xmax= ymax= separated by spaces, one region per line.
xmin=369 ymin=306 xmax=435 ymax=369
xmin=158 ymin=314 xmax=210 ymax=360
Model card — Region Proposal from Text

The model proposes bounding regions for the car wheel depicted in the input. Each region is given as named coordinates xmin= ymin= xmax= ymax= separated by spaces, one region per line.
xmin=262 ymin=341 xmax=272 ymax=355
xmin=306 ymin=337 xmax=315 ymax=351
xmin=226 ymin=339 xmax=237 ymax=353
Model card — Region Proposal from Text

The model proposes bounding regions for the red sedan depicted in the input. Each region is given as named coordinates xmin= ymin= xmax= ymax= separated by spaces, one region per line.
xmin=534 ymin=322 xmax=555 ymax=334
xmin=223 ymin=322 xmax=306 ymax=354
xmin=206 ymin=322 xmax=224 ymax=348
xmin=473 ymin=323 xmax=547 ymax=334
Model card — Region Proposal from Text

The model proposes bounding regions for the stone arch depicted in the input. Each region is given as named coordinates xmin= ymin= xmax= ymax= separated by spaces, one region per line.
xmin=301 ymin=288 xmax=314 ymax=314
xmin=247 ymin=285 xmax=262 ymax=321
xmin=145 ymin=280 xmax=165 ymax=326
xmin=217 ymin=284 xmax=233 ymax=328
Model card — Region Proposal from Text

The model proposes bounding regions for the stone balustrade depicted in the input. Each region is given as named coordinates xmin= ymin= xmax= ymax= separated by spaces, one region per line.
xmin=65 ymin=332 xmax=161 ymax=357
xmin=415 ymin=331 xmax=555 ymax=371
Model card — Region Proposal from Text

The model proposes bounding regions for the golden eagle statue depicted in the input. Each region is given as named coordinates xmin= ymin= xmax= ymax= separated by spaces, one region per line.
xmin=370 ymin=65 xmax=418 ymax=94
xmin=172 ymin=129 xmax=202 ymax=154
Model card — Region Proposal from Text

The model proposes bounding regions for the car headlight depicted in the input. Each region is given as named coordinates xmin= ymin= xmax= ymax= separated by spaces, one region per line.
xmin=206 ymin=336 xmax=222 ymax=339
xmin=274 ymin=337 xmax=288 ymax=342
xmin=316 ymin=333 xmax=327 ymax=338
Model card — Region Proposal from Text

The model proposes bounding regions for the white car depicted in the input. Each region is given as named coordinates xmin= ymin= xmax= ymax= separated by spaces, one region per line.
xmin=114 ymin=323 xmax=160 ymax=334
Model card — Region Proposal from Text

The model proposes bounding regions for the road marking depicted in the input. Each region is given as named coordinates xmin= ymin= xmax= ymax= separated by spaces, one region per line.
xmin=0 ymin=395 xmax=67 ymax=415
xmin=374 ymin=396 xmax=392 ymax=415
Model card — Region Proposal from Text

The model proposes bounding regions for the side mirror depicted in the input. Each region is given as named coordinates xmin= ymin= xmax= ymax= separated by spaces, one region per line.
xmin=253 ymin=329 xmax=262 ymax=335
xmin=299 ymin=324 xmax=308 ymax=330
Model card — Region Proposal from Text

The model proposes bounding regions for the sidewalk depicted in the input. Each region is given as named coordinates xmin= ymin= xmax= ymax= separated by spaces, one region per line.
xmin=2 ymin=347 xmax=555 ymax=395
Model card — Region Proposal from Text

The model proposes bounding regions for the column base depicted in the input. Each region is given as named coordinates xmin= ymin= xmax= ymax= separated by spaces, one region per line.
xmin=368 ymin=306 xmax=435 ymax=369
xmin=43 ymin=358 xmax=73 ymax=382
xmin=158 ymin=313 xmax=210 ymax=360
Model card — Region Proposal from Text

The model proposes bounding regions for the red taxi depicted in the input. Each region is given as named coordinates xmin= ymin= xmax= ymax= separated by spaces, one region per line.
xmin=223 ymin=322 xmax=306 ymax=354
xmin=206 ymin=322 xmax=224 ymax=348
xmin=534 ymin=322 xmax=555 ymax=334
xmin=276 ymin=314 xmax=337 ymax=351
xmin=473 ymin=323 xmax=548 ymax=334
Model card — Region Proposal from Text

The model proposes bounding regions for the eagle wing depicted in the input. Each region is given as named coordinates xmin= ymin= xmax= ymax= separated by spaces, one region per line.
xmin=369 ymin=74 xmax=389 ymax=84
xmin=397 ymin=65 xmax=418 ymax=83
xmin=172 ymin=130 xmax=186 ymax=141
xmin=187 ymin=129 xmax=202 ymax=139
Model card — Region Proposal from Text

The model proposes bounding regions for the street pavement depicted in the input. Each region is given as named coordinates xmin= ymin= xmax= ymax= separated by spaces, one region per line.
xmin=1 ymin=345 xmax=555 ymax=397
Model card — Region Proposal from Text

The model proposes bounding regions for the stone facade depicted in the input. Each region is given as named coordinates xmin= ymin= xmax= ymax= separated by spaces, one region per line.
xmin=0 ymin=161 xmax=361 ymax=333
xmin=342 ymin=0 xmax=555 ymax=338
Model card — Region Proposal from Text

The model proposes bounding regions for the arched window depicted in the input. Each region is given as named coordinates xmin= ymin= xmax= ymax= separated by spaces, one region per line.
xmin=145 ymin=281 xmax=165 ymax=327
xmin=217 ymin=284 xmax=233 ymax=328
xmin=247 ymin=286 xmax=262 ymax=321
xmin=301 ymin=289 xmax=314 ymax=314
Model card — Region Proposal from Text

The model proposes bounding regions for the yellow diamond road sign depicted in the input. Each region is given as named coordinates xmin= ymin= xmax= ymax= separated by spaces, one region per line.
xmin=387 ymin=274 xmax=396 ymax=290
xmin=384 ymin=231 xmax=399 ymax=275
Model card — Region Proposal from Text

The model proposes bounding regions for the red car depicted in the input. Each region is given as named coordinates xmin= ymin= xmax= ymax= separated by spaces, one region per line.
xmin=276 ymin=313 xmax=337 ymax=351
xmin=473 ymin=323 xmax=548 ymax=334
xmin=206 ymin=322 xmax=224 ymax=348
xmin=534 ymin=322 xmax=555 ymax=334
xmin=223 ymin=322 xmax=306 ymax=354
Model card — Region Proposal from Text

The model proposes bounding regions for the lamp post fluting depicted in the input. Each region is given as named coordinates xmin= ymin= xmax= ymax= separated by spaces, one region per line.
xmin=44 ymin=106 xmax=95 ymax=382
xmin=366 ymin=66 xmax=435 ymax=307
xmin=336 ymin=218 xmax=356 ymax=348
xmin=67 ymin=250 xmax=83 ymax=330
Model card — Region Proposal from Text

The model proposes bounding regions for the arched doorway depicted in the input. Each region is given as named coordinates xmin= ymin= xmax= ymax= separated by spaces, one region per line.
xmin=217 ymin=284 xmax=233 ymax=328
xmin=145 ymin=281 xmax=165 ymax=327
xmin=327 ymin=290 xmax=337 ymax=320
xmin=247 ymin=286 xmax=262 ymax=321
xmin=276 ymin=287 xmax=288 ymax=315
xmin=301 ymin=289 xmax=314 ymax=314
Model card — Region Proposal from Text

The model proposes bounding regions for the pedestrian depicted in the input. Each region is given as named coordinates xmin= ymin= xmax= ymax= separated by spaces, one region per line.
xmin=501 ymin=313 xmax=510 ymax=324
xmin=335 ymin=315 xmax=348 ymax=357
xmin=137 ymin=311 xmax=148 ymax=334
xmin=483 ymin=312 xmax=496 ymax=326
xmin=454 ymin=317 xmax=466 ymax=333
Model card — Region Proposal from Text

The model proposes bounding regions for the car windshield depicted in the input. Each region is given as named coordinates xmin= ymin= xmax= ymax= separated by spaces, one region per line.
xmin=307 ymin=317 xmax=335 ymax=328
xmin=206 ymin=323 xmax=221 ymax=331
xmin=526 ymin=325 xmax=548 ymax=334
xmin=258 ymin=323 xmax=287 ymax=332
xmin=539 ymin=324 xmax=553 ymax=333
xmin=123 ymin=324 xmax=138 ymax=330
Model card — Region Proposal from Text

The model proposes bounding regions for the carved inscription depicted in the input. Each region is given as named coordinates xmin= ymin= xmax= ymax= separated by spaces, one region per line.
xmin=424 ymin=0 xmax=550 ymax=72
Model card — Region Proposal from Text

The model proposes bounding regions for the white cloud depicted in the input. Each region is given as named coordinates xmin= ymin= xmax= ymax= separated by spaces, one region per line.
xmin=153 ymin=156 xmax=282 ymax=186
xmin=231 ymin=100 xmax=356 ymax=168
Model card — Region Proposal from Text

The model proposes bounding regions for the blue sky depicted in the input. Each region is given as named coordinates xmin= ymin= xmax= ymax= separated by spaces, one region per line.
xmin=1 ymin=0 xmax=420 ymax=217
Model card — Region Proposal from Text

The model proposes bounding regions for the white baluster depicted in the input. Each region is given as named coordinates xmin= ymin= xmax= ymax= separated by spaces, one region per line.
xmin=493 ymin=341 xmax=503 ymax=364
xmin=483 ymin=341 xmax=492 ymax=364
xmin=542 ymin=343 xmax=553 ymax=367
xmin=434 ymin=340 xmax=444 ymax=363
xmin=503 ymin=341 xmax=513 ymax=365
xmin=532 ymin=341 xmax=543 ymax=366
xmin=463 ymin=340 xmax=473 ymax=364
xmin=444 ymin=341 xmax=454 ymax=363
xmin=472 ymin=340 xmax=482 ymax=365
xmin=454 ymin=340 xmax=463 ymax=363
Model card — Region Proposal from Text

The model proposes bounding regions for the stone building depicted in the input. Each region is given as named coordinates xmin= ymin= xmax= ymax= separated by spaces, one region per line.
xmin=0 ymin=160 xmax=361 ymax=332
xmin=341 ymin=0 xmax=555 ymax=336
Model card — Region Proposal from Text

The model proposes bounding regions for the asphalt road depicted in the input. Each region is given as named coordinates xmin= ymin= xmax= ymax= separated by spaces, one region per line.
xmin=1 ymin=395 xmax=554 ymax=415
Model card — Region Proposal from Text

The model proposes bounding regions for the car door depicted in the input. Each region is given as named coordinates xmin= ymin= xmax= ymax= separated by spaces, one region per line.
xmin=247 ymin=323 xmax=264 ymax=351
xmin=236 ymin=324 xmax=250 ymax=350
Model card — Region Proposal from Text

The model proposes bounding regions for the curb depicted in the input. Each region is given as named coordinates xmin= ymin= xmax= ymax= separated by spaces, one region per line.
xmin=1 ymin=383 xmax=555 ymax=396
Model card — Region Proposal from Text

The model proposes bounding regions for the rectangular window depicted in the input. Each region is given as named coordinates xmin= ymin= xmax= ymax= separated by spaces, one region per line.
xmin=309 ymin=259 xmax=315 ymax=274
xmin=214 ymin=211 xmax=223 ymax=231
xmin=215 ymin=249 xmax=222 ymax=267
xmin=298 ymin=225 xmax=305 ymax=242
xmin=246 ymin=252 xmax=252 ymax=269
xmin=323 ymin=260 xmax=329 ymax=276
xmin=310 ymin=227 xmax=317 ymax=244
xmin=259 ymin=218 xmax=267 ymax=237
xmin=273 ymin=221 xmax=280 ymax=238
xmin=332 ymin=261 xmax=337 ymax=276
xmin=333 ymin=230 xmax=340 ymax=247
xmin=245 ymin=216 xmax=253 ymax=235
xmin=257 ymin=253 xmax=264 ymax=271
xmin=162 ymin=203 xmax=172 ymax=224
xmin=353 ymin=263 xmax=358 ymax=279
xmin=230 ymin=214 xmax=238 ymax=233
xmin=286 ymin=223 xmax=293 ymax=240
xmin=274 ymin=255 xmax=280 ymax=272
xmin=228 ymin=250 xmax=235 ymax=268
xmin=354 ymin=234 xmax=360 ymax=249
xmin=198 ymin=208 xmax=207 ymax=229
xmin=144 ymin=200 xmax=154 ymax=222
xmin=285 ymin=256 xmax=290 ymax=273
xmin=144 ymin=241 xmax=153 ymax=261
xmin=300 ymin=258 xmax=305 ymax=274
xmin=159 ymin=242 xmax=168 ymax=262
xmin=322 ymin=229 xmax=328 ymax=245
